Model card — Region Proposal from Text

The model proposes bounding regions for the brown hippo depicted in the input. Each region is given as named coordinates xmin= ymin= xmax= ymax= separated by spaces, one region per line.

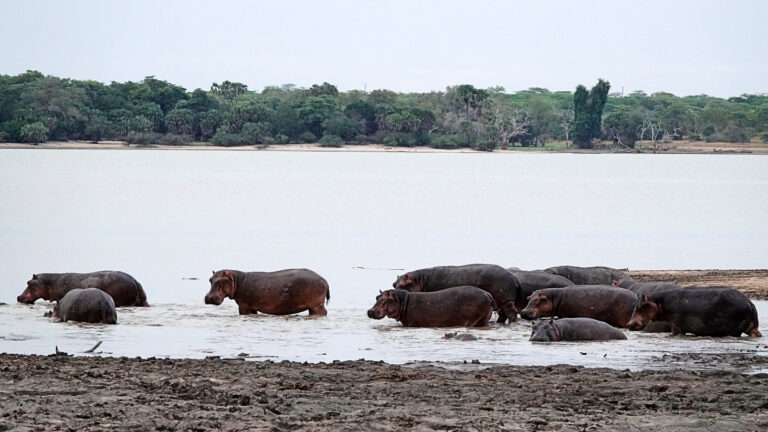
xmin=530 ymin=318 xmax=627 ymax=342
xmin=509 ymin=270 xmax=574 ymax=311
xmin=53 ymin=288 xmax=117 ymax=324
xmin=613 ymin=279 xmax=682 ymax=332
xmin=205 ymin=269 xmax=329 ymax=316
xmin=519 ymin=285 xmax=637 ymax=328
xmin=627 ymin=287 xmax=761 ymax=337
xmin=542 ymin=266 xmax=632 ymax=285
xmin=367 ymin=286 xmax=494 ymax=328
xmin=392 ymin=264 xmax=520 ymax=323
xmin=17 ymin=271 xmax=148 ymax=307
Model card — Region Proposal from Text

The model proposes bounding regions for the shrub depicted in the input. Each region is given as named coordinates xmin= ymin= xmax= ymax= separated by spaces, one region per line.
xmin=211 ymin=131 xmax=250 ymax=147
xmin=322 ymin=115 xmax=359 ymax=141
xmin=476 ymin=140 xmax=498 ymax=152
xmin=274 ymin=134 xmax=289 ymax=144
xmin=318 ymin=134 xmax=343 ymax=147
xmin=262 ymin=136 xmax=276 ymax=145
xmin=760 ymin=132 xmax=768 ymax=143
xmin=126 ymin=132 xmax=163 ymax=145
xmin=429 ymin=134 xmax=462 ymax=149
xmin=158 ymin=133 xmax=193 ymax=146
xmin=380 ymin=131 xmax=416 ymax=147
xmin=298 ymin=131 xmax=317 ymax=143
xmin=20 ymin=122 xmax=49 ymax=144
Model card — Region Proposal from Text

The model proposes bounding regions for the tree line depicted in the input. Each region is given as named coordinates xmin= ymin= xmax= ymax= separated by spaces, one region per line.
xmin=1 ymin=70 xmax=766 ymax=150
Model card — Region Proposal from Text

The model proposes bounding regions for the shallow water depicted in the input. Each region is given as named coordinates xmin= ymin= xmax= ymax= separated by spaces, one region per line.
xmin=1 ymin=150 xmax=767 ymax=369
xmin=0 ymin=301 xmax=765 ymax=371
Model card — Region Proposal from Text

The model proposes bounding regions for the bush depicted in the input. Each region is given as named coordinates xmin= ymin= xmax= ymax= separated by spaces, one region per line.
xmin=158 ymin=133 xmax=193 ymax=146
xmin=319 ymin=134 xmax=343 ymax=147
xmin=429 ymin=134 xmax=462 ymax=149
xmin=274 ymin=134 xmax=289 ymax=144
xmin=262 ymin=136 xmax=276 ymax=145
xmin=475 ymin=140 xmax=498 ymax=152
xmin=211 ymin=131 xmax=250 ymax=147
xmin=322 ymin=115 xmax=359 ymax=141
xmin=721 ymin=125 xmax=751 ymax=143
xmin=20 ymin=122 xmax=49 ymax=144
xmin=298 ymin=131 xmax=317 ymax=143
xmin=126 ymin=132 xmax=163 ymax=145
xmin=0 ymin=131 xmax=8 ymax=142
xmin=379 ymin=131 xmax=417 ymax=147
xmin=760 ymin=132 xmax=768 ymax=143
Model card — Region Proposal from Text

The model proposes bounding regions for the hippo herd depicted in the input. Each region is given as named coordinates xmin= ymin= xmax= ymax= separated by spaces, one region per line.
xmin=13 ymin=264 xmax=762 ymax=341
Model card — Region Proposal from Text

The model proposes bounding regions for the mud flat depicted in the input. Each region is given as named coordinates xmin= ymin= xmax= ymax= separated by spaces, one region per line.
xmin=628 ymin=269 xmax=768 ymax=300
xmin=1 ymin=354 xmax=767 ymax=431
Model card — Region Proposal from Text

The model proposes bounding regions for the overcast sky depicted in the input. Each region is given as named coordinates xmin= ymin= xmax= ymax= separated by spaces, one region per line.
xmin=1 ymin=0 xmax=766 ymax=97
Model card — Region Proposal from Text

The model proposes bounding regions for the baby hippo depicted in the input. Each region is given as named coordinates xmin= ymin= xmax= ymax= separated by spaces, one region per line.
xmin=54 ymin=288 xmax=117 ymax=324
xmin=530 ymin=318 xmax=627 ymax=342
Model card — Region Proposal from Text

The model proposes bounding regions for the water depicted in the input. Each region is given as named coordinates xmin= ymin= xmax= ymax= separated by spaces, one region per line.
xmin=1 ymin=150 xmax=767 ymax=370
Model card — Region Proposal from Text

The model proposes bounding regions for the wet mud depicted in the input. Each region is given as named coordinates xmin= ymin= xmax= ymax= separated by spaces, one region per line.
xmin=1 ymin=354 xmax=767 ymax=431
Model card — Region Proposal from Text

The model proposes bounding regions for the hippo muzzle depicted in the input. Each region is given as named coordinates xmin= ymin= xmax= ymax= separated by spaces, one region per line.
xmin=204 ymin=295 xmax=224 ymax=305
xmin=627 ymin=319 xmax=646 ymax=331
xmin=367 ymin=307 xmax=384 ymax=319
xmin=17 ymin=294 xmax=34 ymax=304
xmin=519 ymin=309 xmax=536 ymax=320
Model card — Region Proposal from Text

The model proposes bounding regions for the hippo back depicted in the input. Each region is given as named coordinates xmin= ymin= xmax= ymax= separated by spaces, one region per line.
xmin=58 ymin=288 xmax=117 ymax=324
xmin=543 ymin=266 xmax=632 ymax=285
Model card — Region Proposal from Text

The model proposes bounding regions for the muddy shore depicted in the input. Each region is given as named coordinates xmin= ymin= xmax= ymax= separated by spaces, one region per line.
xmin=1 ymin=354 xmax=767 ymax=431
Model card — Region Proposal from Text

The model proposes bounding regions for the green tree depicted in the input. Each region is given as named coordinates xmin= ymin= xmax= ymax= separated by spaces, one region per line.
xmin=573 ymin=79 xmax=610 ymax=148
xmin=322 ymin=115 xmax=359 ymax=141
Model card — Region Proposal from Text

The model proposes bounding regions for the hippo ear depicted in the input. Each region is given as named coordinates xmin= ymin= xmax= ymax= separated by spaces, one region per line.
xmin=33 ymin=274 xmax=38 ymax=280
xmin=612 ymin=280 xmax=619 ymax=286
xmin=212 ymin=270 xmax=215 ymax=275
xmin=549 ymin=319 xmax=554 ymax=325
xmin=379 ymin=290 xmax=382 ymax=294
xmin=641 ymin=294 xmax=648 ymax=302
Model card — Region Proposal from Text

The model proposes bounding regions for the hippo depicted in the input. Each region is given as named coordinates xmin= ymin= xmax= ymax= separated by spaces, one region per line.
xmin=542 ymin=266 xmax=632 ymax=285
xmin=613 ymin=279 xmax=679 ymax=294
xmin=17 ymin=271 xmax=148 ymax=307
xmin=444 ymin=332 xmax=478 ymax=341
xmin=205 ymin=269 xmax=330 ymax=316
xmin=627 ymin=287 xmax=762 ymax=337
xmin=530 ymin=318 xmax=627 ymax=342
xmin=367 ymin=286 xmax=494 ymax=328
xmin=519 ymin=285 xmax=637 ymax=328
xmin=53 ymin=288 xmax=117 ymax=324
xmin=392 ymin=264 xmax=521 ymax=323
xmin=509 ymin=270 xmax=574 ymax=311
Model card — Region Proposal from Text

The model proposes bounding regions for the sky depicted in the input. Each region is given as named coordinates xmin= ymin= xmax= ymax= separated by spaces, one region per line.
xmin=1 ymin=0 xmax=766 ymax=97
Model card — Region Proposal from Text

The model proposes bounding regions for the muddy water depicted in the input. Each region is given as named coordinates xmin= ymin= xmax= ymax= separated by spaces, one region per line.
xmin=0 ymin=301 xmax=765 ymax=371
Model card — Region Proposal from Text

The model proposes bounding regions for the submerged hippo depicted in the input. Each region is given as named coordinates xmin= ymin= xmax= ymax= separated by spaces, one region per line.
xmin=205 ymin=269 xmax=330 ymax=316
xmin=627 ymin=287 xmax=762 ymax=337
xmin=520 ymin=285 xmax=637 ymax=328
xmin=542 ymin=266 xmax=632 ymax=285
xmin=367 ymin=286 xmax=494 ymax=328
xmin=53 ymin=288 xmax=117 ymax=324
xmin=509 ymin=270 xmax=575 ymax=311
xmin=17 ymin=271 xmax=148 ymax=307
xmin=613 ymin=279 xmax=680 ymax=294
xmin=530 ymin=318 xmax=627 ymax=342
xmin=393 ymin=264 xmax=520 ymax=323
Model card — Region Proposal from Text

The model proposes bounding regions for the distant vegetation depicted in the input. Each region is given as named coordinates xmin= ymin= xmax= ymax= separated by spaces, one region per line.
xmin=1 ymin=71 xmax=766 ymax=150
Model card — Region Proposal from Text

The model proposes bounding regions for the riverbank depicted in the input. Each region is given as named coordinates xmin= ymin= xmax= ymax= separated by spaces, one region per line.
xmin=2 ymin=139 xmax=767 ymax=154
xmin=1 ymin=354 xmax=766 ymax=431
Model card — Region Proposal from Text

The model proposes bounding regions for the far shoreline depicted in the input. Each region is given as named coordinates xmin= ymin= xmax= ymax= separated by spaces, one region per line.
xmin=1 ymin=140 xmax=767 ymax=154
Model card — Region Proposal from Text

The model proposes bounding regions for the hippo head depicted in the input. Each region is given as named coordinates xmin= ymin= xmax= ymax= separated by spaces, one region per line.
xmin=627 ymin=294 xmax=660 ymax=331
xmin=205 ymin=270 xmax=236 ymax=305
xmin=392 ymin=273 xmax=419 ymax=291
xmin=614 ymin=279 xmax=635 ymax=289
xmin=367 ymin=289 xmax=405 ymax=320
xmin=17 ymin=274 xmax=49 ymax=304
xmin=519 ymin=290 xmax=552 ymax=320
xmin=530 ymin=319 xmax=560 ymax=342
